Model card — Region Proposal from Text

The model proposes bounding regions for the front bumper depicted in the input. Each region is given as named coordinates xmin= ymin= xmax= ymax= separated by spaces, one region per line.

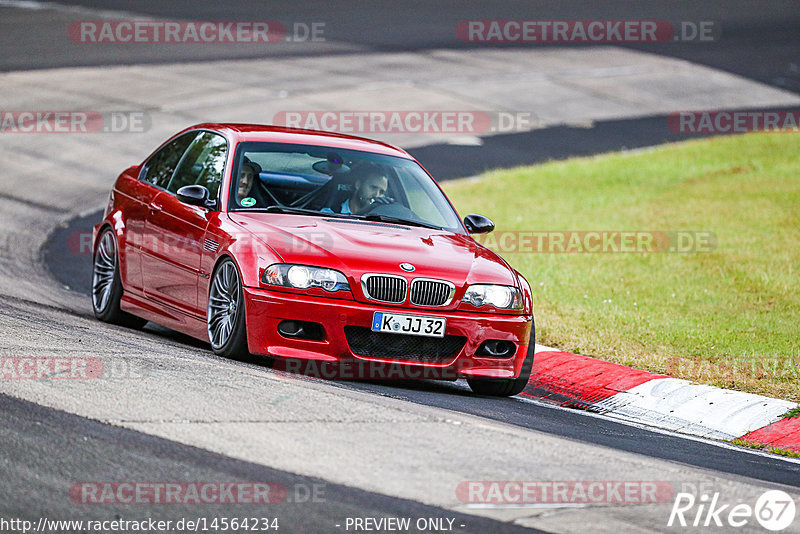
xmin=243 ymin=286 xmax=533 ymax=380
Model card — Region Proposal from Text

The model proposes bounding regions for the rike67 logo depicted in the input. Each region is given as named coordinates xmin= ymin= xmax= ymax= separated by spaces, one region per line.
xmin=669 ymin=489 xmax=796 ymax=531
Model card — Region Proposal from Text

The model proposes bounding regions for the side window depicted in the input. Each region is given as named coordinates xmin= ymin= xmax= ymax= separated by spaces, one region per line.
xmin=167 ymin=132 xmax=227 ymax=200
xmin=140 ymin=132 xmax=197 ymax=189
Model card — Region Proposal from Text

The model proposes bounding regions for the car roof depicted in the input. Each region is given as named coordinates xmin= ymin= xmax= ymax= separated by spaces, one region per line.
xmin=182 ymin=123 xmax=413 ymax=159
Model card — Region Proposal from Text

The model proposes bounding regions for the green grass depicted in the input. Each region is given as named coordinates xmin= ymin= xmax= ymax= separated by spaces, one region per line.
xmin=442 ymin=132 xmax=800 ymax=400
xmin=729 ymin=439 xmax=800 ymax=458
xmin=729 ymin=438 xmax=767 ymax=450
xmin=769 ymin=447 xmax=800 ymax=459
xmin=782 ymin=406 xmax=800 ymax=419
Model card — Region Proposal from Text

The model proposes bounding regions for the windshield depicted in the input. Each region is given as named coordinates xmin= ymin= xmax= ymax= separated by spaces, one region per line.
xmin=228 ymin=142 xmax=464 ymax=232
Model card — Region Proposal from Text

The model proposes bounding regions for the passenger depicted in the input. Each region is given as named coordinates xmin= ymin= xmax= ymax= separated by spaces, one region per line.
xmin=237 ymin=159 xmax=263 ymax=206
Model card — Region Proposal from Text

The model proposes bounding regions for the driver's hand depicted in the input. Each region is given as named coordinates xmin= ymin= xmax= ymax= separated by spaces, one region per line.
xmin=369 ymin=196 xmax=395 ymax=205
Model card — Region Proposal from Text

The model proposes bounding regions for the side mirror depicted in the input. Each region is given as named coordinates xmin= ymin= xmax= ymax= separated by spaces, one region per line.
xmin=464 ymin=213 xmax=495 ymax=235
xmin=177 ymin=185 xmax=216 ymax=209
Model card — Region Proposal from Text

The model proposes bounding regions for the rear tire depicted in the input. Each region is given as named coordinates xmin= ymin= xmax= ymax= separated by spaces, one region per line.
xmin=467 ymin=326 xmax=535 ymax=397
xmin=91 ymin=228 xmax=147 ymax=329
xmin=207 ymin=258 xmax=250 ymax=360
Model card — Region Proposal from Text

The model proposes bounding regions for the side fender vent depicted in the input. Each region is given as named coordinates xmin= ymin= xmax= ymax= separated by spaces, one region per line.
xmin=204 ymin=238 xmax=219 ymax=253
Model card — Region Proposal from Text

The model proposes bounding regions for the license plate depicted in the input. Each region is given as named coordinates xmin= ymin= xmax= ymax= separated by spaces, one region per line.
xmin=371 ymin=312 xmax=446 ymax=338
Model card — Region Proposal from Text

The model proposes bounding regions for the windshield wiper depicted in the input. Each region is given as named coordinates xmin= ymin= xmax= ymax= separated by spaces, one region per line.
xmin=263 ymin=206 xmax=322 ymax=215
xmin=239 ymin=206 xmax=443 ymax=229
xmin=360 ymin=214 xmax=443 ymax=230
xmin=244 ymin=205 xmax=345 ymax=218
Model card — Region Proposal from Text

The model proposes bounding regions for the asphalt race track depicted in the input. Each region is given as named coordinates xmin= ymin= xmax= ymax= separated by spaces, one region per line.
xmin=0 ymin=394 xmax=542 ymax=534
xmin=3 ymin=0 xmax=799 ymax=95
xmin=2 ymin=1 xmax=800 ymax=532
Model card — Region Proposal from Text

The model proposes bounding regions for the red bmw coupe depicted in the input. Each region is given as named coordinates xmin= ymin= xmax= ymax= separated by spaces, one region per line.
xmin=92 ymin=124 xmax=535 ymax=396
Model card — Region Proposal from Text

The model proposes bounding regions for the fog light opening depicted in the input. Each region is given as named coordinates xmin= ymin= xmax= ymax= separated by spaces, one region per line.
xmin=278 ymin=320 xmax=324 ymax=341
xmin=476 ymin=340 xmax=516 ymax=358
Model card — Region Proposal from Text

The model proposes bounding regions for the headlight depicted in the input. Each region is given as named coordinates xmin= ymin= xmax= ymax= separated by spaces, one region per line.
xmin=462 ymin=284 xmax=523 ymax=310
xmin=262 ymin=264 xmax=350 ymax=293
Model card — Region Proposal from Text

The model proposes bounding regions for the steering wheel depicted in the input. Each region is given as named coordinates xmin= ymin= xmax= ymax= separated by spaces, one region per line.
xmin=359 ymin=200 xmax=417 ymax=219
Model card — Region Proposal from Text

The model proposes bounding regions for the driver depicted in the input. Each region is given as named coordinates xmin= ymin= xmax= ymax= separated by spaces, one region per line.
xmin=339 ymin=170 xmax=392 ymax=214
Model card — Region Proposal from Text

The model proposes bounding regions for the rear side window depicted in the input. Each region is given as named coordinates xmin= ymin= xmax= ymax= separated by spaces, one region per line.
xmin=140 ymin=132 xmax=196 ymax=189
xmin=167 ymin=131 xmax=228 ymax=200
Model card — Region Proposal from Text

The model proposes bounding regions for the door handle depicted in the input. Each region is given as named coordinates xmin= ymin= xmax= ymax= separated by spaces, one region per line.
xmin=149 ymin=202 xmax=162 ymax=214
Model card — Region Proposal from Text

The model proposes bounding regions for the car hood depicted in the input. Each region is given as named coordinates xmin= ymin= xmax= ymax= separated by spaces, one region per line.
xmin=227 ymin=212 xmax=517 ymax=289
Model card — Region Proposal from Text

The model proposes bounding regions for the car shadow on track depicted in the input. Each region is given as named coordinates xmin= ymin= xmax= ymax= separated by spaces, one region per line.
xmin=141 ymin=319 xmax=480 ymax=399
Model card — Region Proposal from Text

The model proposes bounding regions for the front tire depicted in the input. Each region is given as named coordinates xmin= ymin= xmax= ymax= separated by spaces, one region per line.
xmin=467 ymin=327 xmax=535 ymax=397
xmin=91 ymin=228 xmax=147 ymax=329
xmin=207 ymin=258 xmax=250 ymax=360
